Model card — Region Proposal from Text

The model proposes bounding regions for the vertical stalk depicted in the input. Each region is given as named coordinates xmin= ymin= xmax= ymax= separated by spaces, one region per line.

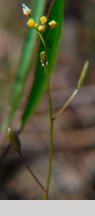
xmin=45 ymin=74 xmax=54 ymax=200
xmin=33 ymin=32 xmax=54 ymax=199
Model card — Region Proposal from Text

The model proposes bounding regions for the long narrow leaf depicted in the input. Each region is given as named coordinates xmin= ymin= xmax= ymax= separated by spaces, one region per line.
xmin=2 ymin=0 xmax=46 ymax=132
xmin=22 ymin=0 xmax=64 ymax=125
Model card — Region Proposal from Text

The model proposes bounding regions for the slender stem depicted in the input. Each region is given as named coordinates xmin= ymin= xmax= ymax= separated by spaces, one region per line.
xmin=53 ymin=89 xmax=78 ymax=120
xmin=37 ymin=31 xmax=48 ymax=65
xmin=38 ymin=32 xmax=46 ymax=51
xmin=18 ymin=151 xmax=45 ymax=193
xmin=45 ymin=74 xmax=54 ymax=200
xmin=37 ymin=32 xmax=54 ymax=199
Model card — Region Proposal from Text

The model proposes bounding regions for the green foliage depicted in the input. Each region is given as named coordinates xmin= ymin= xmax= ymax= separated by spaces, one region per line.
xmin=2 ymin=0 xmax=46 ymax=132
xmin=21 ymin=0 xmax=64 ymax=126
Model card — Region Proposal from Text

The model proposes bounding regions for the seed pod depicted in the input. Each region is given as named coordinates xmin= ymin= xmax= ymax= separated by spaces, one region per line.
xmin=7 ymin=128 xmax=21 ymax=153
xmin=40 ymin=51 xmax=48 ymax=67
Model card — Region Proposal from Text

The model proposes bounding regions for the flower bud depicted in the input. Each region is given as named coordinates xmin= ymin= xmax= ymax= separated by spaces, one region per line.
xmin=49 ymin=20 xmax=57 ymax=28
xmin=22 ymin=4 xmax=31 ymax=17
xmin=7 ymin=128 xmax=21 ymax=153
xmin=27 ymin=19 xmax=35 ymax=28
xmin=40 ymin=16 xmax=47 ymax=25
xmin=38 ymin=25 xmax=45 ymax=32
xmin=34 ymin=22 xmax=39 ymax=29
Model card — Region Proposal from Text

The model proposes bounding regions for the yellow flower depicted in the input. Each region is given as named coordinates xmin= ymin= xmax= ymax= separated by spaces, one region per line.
xmin=27 ymin=19 xmax=35 ymax=28
xmin=40 ymin=16 xmax=47 ymax=25
xmin=34 ymin=22 xmax=39 ymax=29
xmin=49 ymin=20 xmax=57 ymax=28
xmin=38 ymin=25 xmax=45 ymax=32
xmin=22 ymin=4 xmax=31 ymax=16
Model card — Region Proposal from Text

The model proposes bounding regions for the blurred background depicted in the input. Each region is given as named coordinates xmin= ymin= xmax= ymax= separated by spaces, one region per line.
xmin=0 ymin=0 xmax=95 ymax=199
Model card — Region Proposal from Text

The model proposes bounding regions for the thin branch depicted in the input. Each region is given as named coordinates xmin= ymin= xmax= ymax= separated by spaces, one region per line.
xmin=18 ymin=151 xmax=46 ymax=193
xmin=53 ymin=89 xmax=78 ymax=120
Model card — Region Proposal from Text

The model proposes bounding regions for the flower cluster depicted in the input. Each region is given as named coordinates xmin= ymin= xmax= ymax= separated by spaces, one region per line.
xmin=22 ymin=4 xmax=57 ymax=32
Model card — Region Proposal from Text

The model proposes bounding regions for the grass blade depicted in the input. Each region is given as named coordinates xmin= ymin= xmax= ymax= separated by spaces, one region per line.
xmin=21 ymin=0 xmax=64 ymax=126
xmin=2 ymin=0 xmax=46 ymax=132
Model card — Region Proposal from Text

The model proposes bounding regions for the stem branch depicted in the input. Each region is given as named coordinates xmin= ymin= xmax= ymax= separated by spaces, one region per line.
xmin=53 ymin=89 xmax=78 ymax=120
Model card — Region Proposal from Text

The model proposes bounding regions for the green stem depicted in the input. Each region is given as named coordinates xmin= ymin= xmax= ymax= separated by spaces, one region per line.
xmin=36 ymin=32 xmax=54 ymax=199
xmin=38 ymin=51 xmax=54 ymax=199
xmin=45 ymin=75 xmax=54 ymax=200
xmin=38 ymin=31 xmax=46 ymax=50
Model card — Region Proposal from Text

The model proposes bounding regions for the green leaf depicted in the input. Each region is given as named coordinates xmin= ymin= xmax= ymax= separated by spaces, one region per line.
xmin=2 ymin=0 xmax=46 ymax=132
xmin=21 ymin=0 xmax=64 ymax=126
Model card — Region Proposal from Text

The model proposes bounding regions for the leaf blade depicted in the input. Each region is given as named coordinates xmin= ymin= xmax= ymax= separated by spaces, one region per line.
xmin=22 ymin=0 xmax=64 ymax=126
xmin=2 ymin=0 xmax=46 ymax=132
